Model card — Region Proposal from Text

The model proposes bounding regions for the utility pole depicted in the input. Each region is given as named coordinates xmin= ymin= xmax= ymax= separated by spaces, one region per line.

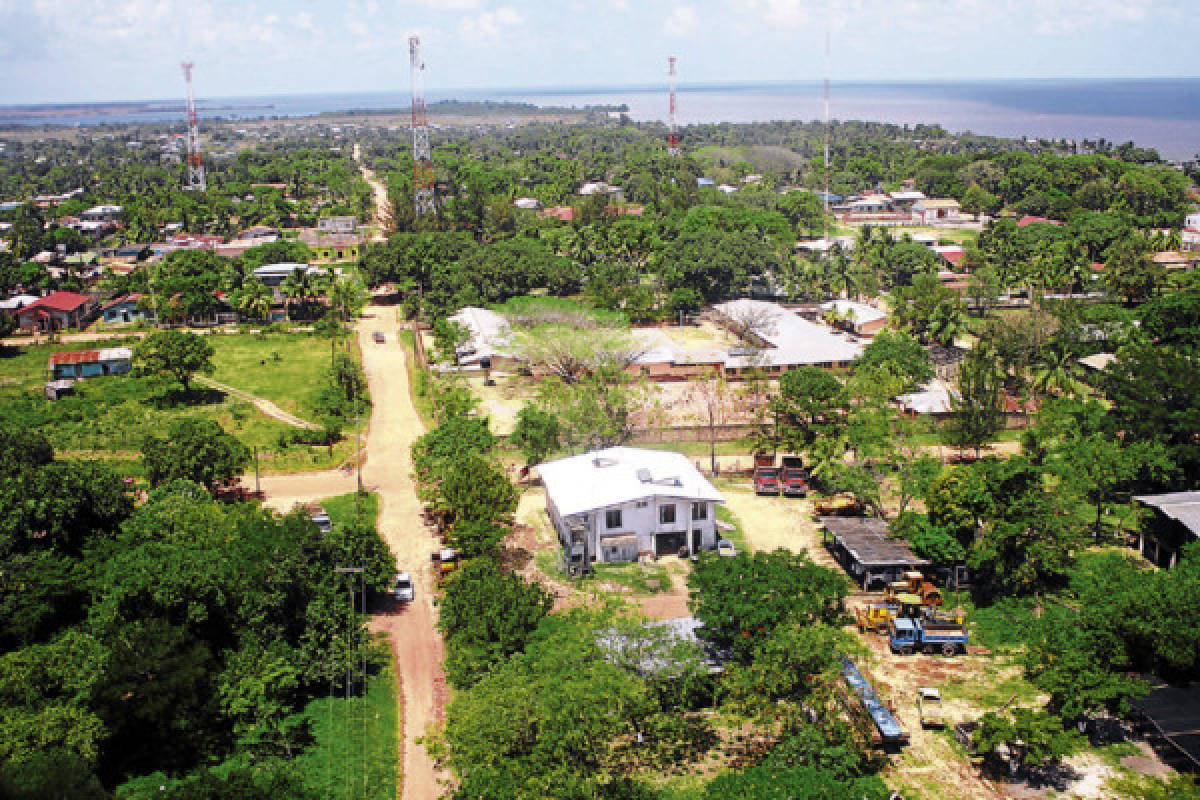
xmin=667 ymin=55 xmax=681 ymax=156
xmin=409 ymin=36 xmax=436 ymax=217
xmin=334 ymin=566 xmax=364 ymax=700
xmin=180 ymin=62 xmax=206 ymax=192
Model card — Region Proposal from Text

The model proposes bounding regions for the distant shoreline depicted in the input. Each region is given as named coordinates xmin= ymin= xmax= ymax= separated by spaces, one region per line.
xmin=0 ymin=79 xmax=1196 ymax=159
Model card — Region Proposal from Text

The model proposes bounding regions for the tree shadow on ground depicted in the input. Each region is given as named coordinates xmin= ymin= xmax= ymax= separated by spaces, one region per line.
xmin=148 ymin=387 xmax=226 ymax=409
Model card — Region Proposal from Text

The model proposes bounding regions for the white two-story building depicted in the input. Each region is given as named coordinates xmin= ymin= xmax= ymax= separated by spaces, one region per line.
xmin=538 ymin=447 xmax=725 ymax=570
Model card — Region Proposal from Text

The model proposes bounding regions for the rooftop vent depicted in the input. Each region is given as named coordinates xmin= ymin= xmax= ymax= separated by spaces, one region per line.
xmin=593 ymin=457 xmax=618 ymax=468
xmin=655 ymin=476 xmax=682 ymax=487
xmin=636 ymin=468 xmax=653 ymax=483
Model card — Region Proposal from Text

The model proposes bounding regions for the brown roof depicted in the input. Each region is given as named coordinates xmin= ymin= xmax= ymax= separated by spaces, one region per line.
xmin=100 ymin=293 xmax=144 ymax=311
xmin=19 ymin=291 xmax=91 ymax=314
xmin=49 ymin=350 xmax=101 ymax=366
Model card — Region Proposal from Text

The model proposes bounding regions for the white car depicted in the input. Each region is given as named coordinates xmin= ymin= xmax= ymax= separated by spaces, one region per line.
xmin=716 ymin=539 xmax=737 ymax=557
xmin=310 ymin=512 xmax=332 ymax=533
xmin=392 ymin=572 xmax=414 ymax=603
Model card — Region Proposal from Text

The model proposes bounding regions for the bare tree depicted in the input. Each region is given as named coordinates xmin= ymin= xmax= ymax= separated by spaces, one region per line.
xmin=507 ymin=324 xmax=648 ymax=384
xmin=721 ymin=303 xmax=779 ymax=348
xmin=686 ymin=374 xmax=745 ymax=475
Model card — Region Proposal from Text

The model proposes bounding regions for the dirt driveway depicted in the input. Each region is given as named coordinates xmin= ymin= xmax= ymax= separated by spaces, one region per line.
xmin=356 ymin=307 xmax=445 ymax=800
xmin=720 ymin=485 xmax=836 ymax=569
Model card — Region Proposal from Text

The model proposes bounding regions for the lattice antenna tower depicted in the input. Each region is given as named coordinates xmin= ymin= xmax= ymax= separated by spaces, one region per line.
xmin=180 ymin=62 xmax=206 ymax=192
xmin=822 ymin=27 xmax=831 ymax=238
xmin=409 ymin=36 xmax=436 ymax=217
xmin=667 ymin=55 xmax=681 ymax=156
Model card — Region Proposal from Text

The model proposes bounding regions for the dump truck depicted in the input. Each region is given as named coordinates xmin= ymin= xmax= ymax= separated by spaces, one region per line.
xmin=780 ymin=455 xmax=808 ymax=497
xmin=753 ymin=454 xmax=780 ymax=496
xmin=814 ymin=492 xmax=863 ymax=516
xmin=888 ymin=617 xmax=968 ymax=656
xmin=917 ymin=687 xmax=946 ymax=728
xmin=883 ymin=571 xmax=943 ymax=607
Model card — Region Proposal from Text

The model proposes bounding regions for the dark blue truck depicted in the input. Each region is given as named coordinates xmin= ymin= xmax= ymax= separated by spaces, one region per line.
xmin=888 ymin=617 xmax=969 ymax=656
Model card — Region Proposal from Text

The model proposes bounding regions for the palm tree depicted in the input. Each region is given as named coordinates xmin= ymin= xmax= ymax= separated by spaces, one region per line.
xmin=238 ymin=279 xmax=273 ymax=322
xmin=1031 ymin=343 xmax=1084 ymax=398
xmin=280 ymin=269 xmax=306 ymax=322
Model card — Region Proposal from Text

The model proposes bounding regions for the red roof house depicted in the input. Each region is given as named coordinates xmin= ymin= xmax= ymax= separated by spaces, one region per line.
xmin=15 ymin=291 xmax=94 ymax=332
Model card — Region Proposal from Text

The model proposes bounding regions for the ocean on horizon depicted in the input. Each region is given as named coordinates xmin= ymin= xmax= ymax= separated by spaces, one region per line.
xmin=2 ymin=79 xmax=1198 ymax=161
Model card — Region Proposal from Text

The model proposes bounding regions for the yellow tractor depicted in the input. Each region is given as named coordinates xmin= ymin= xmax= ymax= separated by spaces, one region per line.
xmin=883 ymin=571 xmax=944 ymax=607
xmin=855 ymin=603 xmax=899 ymax=634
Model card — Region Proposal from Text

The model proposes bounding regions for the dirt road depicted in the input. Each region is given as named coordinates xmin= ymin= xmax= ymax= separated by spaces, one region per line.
xmin=355 ymin=142 xmax=392 ymax=239
xmin=721 ymin=487 xmax=838 ymax=569
xmin=194 ymin=375 xmax=318 ymax=429
xmin=356 ymin=308 xmax=445 ymax=800
xmin=238 ymin=469 xmax=358 ymax=512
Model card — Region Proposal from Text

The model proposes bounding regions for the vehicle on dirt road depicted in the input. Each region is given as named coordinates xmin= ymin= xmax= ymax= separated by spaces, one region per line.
xmin=780 ymin=455 xmax=808 ymax=497
xmin=716 ymin=539 xmax=737 ymax=557
xmin=392 ymin=571 xmax=414 ymax=603
xmin=753 ymin=454 xmax=780 ymax=495
xmin=814 ymin=492 xmax=864 ymax=516
xmin=888 ymin=617 xmax=968 ymax=656
xmin=372 ymin=331 xmax=386 ymax=344
xmin=917 ymin=687 xmax=946 ymax=728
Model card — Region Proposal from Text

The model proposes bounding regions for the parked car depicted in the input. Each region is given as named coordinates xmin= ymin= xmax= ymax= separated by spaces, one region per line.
xmin=392 ymin=572 xmax=414 ymax=603
xmin=372 ymin=331 xmax=386 ymax=344
xmin=917 ymin=687 xmax=945 ymax=728
xmin=310 ymin=512 xmax=332 ymax=533
xmin=716 ymin=538 xmax=737 ymax=557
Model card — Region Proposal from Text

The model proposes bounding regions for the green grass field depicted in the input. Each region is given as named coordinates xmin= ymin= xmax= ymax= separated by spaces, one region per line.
xmin=208 ymin=331 xmax=346 ymax=419
xmin=0 ymin=336 xmax=359 ymax=474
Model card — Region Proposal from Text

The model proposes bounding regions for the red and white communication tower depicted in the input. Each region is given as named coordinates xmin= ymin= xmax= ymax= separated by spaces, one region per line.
xmin=180 ymin=62 xmax=206 ymax=192
xmin=667 ymin=55 xmax=681 ymax=156
xmin=408 ymin=36 xmax=436 ymax=217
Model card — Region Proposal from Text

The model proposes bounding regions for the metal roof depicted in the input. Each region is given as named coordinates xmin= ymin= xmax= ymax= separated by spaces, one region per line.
xmin=821 ymin=516 xmax=931 ymax=568
xmin=1136 ymin=492 xmax=1200 ymax=537
xmin=48 ymin=347 xmax=132 ymax=366
xmin=538 ymin=446 xmax=724 ymax=518
xmin=714 ymin=299 xmax=864 ymax=368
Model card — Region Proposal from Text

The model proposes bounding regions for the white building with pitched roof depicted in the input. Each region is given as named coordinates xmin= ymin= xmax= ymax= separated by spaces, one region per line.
xmin=538 ymin=446 xmax=725 ymax=566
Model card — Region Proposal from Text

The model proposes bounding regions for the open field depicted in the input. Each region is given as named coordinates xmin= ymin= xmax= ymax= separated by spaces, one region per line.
xmin=0 ymin=336 xmax=360 ymax=474
xmin=208 ymin=330 xmax=349 ymax=420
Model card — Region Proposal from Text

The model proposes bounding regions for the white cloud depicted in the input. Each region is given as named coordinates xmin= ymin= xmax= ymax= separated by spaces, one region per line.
xmin=459 ymin=6 xmax=523 ymax=41
xmin=731 ymin=0 xmax=810 ymax=28
xmin=665 ymin=4 xmax=697 ymax=37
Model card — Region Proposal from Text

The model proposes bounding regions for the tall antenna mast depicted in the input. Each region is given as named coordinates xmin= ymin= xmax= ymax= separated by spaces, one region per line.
xmin=823 ymin=27 xmax=831 ymax=239
xmin=667 ymin=55 xmax=681 ymax=156
xmin=181 ymin=62 xmax=206 ymax=192
xmin=408 ymin=36 xmax=436 ymax=218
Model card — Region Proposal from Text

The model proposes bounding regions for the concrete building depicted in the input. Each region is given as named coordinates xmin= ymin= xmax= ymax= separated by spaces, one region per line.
xmin=296 ymin=230 xmax=361 ymax=262
xmin=15 ymin=291 xmax=93 ymax=331
xmin=912 ymin=198 xmax=962 ymax=225
xmin=820 ymin=300 xmax=888 ymax=336
xmin=80 ymin=204 xmax=123 ymax=222
xmin=538 ymin=447 xmax=725 ymax=565
xmin=317 ymin=216 xmax=357 ymax=234
xmin=100 ymin=294 xmax=151 ymax=324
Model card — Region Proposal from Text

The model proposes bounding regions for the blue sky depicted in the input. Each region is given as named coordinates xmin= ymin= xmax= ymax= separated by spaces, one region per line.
xmin=0 ymin=0 xmax=1196 ymax=104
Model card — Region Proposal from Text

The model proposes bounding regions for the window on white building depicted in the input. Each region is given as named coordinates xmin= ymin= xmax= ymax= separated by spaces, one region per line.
xmin=692 ymin=502 xmax=707 ymax=521
xmin=605 ymin=509 xmax=623 ymax=529
xmin=659 ymin=504 xmax=676 ymax=525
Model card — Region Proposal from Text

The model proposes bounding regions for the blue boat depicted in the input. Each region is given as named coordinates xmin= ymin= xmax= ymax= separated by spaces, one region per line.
xmin=841 ymin=657 xmax=907 ymax=743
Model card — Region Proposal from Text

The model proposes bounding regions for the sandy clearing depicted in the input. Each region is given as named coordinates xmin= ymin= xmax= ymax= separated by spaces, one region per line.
xmin=237 ymin=468 xmax=358 ymax=512
xmin=719 ymin=486 xmax=837 ymax=569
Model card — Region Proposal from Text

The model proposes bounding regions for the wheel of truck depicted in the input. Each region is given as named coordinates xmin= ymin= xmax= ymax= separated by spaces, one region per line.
xmin=941 ymin=642 xmax=957 ymax=657
xmin=900 ymin=646 xmax=914 ymax=656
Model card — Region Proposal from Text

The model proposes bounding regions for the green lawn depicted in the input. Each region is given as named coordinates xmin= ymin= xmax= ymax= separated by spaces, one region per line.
xmin=713 ymin=503 xmax=750 ymax=555
xmin=323 ymin=490 xmax=380 ymax=530
xmin=291 ymin=661 xmax=399 ymax=800
xmin=208 ymin=331 xmax=344 ymax=419
xmin=0 ymin=338 xmax=358 ymax=475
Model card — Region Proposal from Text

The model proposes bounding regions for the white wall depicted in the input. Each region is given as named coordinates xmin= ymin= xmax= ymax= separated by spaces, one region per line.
xmin=592 ymin=495 xmax=718 ymax=562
